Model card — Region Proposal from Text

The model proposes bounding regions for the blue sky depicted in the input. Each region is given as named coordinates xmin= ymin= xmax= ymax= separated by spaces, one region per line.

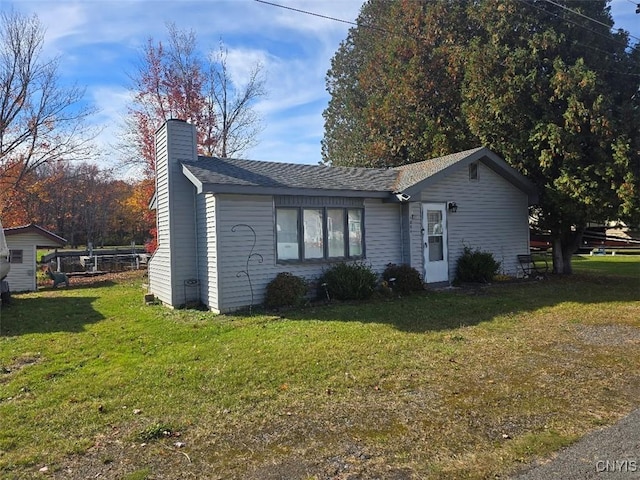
xmin=4 ymin=0 xmax=640 ymax=176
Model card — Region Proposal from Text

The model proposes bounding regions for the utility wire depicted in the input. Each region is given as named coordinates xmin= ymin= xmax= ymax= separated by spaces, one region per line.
xmin=253 ymin=0 xmax=400 ymax=37
xmin=256 ymin=0 xmax=639 ymax=78
xmin=254 ymin=0 xmax=359 ymax=28
xmin=542 ymin=0 xmax=640 ymax=42
xmin=517 ymin=0 xmax=632 ymax=49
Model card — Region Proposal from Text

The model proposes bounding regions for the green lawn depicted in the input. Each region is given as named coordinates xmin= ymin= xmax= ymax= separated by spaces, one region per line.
xmin=0 ymin=258 xmax=639 ymax=479
xmin=572 ymin=253 xmax=640 ymax=277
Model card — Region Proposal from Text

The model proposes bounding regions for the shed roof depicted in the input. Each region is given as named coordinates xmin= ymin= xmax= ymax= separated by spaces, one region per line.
xmin=4 ymin=224 xmax=67 ymax=247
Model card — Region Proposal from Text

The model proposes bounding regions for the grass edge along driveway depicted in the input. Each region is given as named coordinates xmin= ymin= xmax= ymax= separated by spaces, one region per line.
xmin=0 ymin=255 xmax=639 ymax=479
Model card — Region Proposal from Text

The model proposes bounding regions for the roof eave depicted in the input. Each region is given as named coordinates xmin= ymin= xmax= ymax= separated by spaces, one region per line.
xmin=182 ymin=164 xmax=205 ymax=193
xmin=197 ymin=183 xmax=391 ymax=199
xmin=4 ymin=224 xmax=67 ymax=246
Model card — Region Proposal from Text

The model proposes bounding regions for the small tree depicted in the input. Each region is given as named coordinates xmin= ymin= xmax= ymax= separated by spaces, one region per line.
xmin=121 ymin=24 xmax=266 ymax=174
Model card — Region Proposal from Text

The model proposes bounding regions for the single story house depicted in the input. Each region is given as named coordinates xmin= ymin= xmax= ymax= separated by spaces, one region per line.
xmin=4 ymin=224 xmax=67 ymax=292
xmin=149 ymin=119 xmax=537 ymax=313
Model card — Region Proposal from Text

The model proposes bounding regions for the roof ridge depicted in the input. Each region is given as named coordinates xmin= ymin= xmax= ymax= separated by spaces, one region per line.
xmin=194 ymin=155 xmax=396 ymax=173
xmin=394 ymin=146 xmax=485 ymax=171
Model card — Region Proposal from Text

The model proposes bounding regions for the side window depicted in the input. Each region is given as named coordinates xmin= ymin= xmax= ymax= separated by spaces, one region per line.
xmin=276 ymin=208 xmax=300 ymax=260
xmin=469 ymin=162 xmax=479 ymax=181
xmin=9 ymin=250 xmax=23 ymax=264
xmin=327 ymin=208 xmax=345 ymax=258
xmin=347 ymin=209 xmax=363 ymax=257
xmin=303 ymin=209 xmax=324 ymax=259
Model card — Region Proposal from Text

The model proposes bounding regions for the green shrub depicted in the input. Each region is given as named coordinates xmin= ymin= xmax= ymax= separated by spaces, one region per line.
xmin=455 ymin=246 xmax=501 ymax=283
xmin=264 ymin=272 xmax=308 ymax=309
xmin=382 ymin=263 xmax=424 ymax=295
xmin=319 ymin=262 xmax=378 ymax=301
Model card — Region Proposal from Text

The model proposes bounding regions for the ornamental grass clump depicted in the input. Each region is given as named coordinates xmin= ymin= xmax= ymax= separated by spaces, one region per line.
xmin=455 ymin=246 xmax=501 ymax=283
xmin=319 ymin=262 xmax=377 ymax=301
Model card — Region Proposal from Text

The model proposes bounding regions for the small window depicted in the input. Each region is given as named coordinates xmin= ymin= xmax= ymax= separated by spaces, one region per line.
xmin=9 ymin=250 xmax=23 ymax=264
xmin=469 ymin=162 xmax=479 ymax=181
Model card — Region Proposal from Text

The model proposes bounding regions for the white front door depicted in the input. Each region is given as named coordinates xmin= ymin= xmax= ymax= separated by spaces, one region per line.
xmin=422 ymin=203 xmax=449 ymax=283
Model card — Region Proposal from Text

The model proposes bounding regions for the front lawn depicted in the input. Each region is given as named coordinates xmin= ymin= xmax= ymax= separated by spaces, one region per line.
xmin=0 ymin=258 xmax=639 ymax=479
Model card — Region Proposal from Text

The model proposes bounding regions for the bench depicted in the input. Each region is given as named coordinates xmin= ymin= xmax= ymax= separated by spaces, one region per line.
xmin=517 ymin=254 xmax=549 ymax=279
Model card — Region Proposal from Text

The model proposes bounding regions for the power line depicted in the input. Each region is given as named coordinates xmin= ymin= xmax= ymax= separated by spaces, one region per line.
xmin=254 ymin=0 xmax=359 ymax=28
xmin=542 ymin=0 xmax=640 ymax=43
xmin=256 ymin=0 xmax=639 ymax=78
xmin=517 ymin=0 xmax=632 ymax=49
xmin=253 ymin=0 xmax=400 ymax=37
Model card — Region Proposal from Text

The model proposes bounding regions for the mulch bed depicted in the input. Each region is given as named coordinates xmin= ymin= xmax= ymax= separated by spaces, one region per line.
xmin=37 ymin=269 xmax=146 ymax=289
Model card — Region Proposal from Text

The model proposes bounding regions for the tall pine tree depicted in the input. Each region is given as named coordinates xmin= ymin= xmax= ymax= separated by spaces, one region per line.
xmin=323 ymin=0 xmax=640 ymax=273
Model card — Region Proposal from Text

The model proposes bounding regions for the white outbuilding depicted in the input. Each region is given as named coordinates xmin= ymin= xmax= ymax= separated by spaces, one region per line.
xmin=3 ymin=224 xmax=66 ymax=292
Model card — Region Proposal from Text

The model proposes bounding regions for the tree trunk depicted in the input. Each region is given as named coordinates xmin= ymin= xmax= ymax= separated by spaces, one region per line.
xmin=551 ymin=226 xmax=585 ymax=275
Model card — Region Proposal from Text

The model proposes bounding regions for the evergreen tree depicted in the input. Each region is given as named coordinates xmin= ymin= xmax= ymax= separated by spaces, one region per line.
xmin=323 ymin=0 xmax=640 ymax=273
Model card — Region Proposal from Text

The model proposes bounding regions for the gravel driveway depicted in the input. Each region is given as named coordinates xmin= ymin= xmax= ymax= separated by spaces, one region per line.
xmin=512 ymin=407 xmax=640 ymax=479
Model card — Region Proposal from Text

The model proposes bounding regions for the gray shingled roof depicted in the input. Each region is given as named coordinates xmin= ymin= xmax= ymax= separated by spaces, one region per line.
xmin=182 ymin=156 xmax=398 ymax=193
xmin=393 ymin=147 xmax=485 ymax=192
xmin=180 ymin=146 xmax=535 ymax=202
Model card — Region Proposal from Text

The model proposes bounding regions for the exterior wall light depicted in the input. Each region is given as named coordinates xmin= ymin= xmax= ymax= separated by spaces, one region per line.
xmin=448 ymin=202 xmax=458 ymax=213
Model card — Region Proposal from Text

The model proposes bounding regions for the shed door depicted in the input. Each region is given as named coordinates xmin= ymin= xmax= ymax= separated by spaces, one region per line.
xmin=422 ymin=203 xmax=449 ymax=283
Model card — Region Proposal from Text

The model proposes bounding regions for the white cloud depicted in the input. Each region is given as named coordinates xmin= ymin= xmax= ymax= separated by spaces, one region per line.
xmin=4 ymin=0 xmax=363 ymax=171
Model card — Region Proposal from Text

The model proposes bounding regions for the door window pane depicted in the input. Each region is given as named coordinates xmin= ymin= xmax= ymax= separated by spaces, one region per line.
xmin=327 ymin=209 xmax=345 ymax=258
xmin=428 ymin=236 xmax=443 ymax=261
xmin=427 ymin=210 xmax=443 ymax=261
xmin=427 ymin=210 xmax=442 ymax=235
xmin=276 ymin=209 xmax=299 ymax=260
xmin=303 ymin=209 xmax=324 ymax=259
xmin=348 ymin=209 xmax=363 ymax=257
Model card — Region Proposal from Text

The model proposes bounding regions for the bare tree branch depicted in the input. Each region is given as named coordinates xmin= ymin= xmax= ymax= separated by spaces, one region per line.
xmin=0 ymin=9 xmax=98 ymax=216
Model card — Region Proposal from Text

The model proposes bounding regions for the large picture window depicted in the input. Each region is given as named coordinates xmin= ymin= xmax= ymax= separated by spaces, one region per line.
xmin=276 ymin=207 xmax=364 ymax=262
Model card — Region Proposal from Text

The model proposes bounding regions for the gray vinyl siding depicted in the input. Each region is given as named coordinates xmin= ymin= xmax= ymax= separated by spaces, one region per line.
xmin=197 ymin=193 xmax=219 ymax=311
xmin=275 ymin=195 xmax=364 ymax=208
xmin=149 ymin=120 xmax=199 ymax=307
xmin=213 ymin=195 xmax=403 ymax=312
xmin=417 ymin=161 xmax=529 ymax=280
xmin=148 ymin=124 xmax=171 ymax=304
xmin=361 ymin=199 xmax=402 ymax=271
xmin=216 ymin=195 xmax=276 ymax=311
xmin=407 ymin=202 xmax=423 ymax=273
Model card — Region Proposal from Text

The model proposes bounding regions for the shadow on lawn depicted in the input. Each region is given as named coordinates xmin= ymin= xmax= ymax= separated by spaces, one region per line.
xmin=38 ymin=280 xmax=117 ymax=291
xmin=284 ymin=275 xmax=640 ymax=333
xmin=0 ymin=296 xmax=104 ymax=337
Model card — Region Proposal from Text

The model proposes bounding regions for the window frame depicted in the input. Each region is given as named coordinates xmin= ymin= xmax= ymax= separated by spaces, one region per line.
xmin=275 ymin=206 xmax=365 ymax=263
xmin=275 ymin=207 xmax=301 ymax=261
xmin=9 ymin=249 xmax=23 ymax=264
xmin=469 ymin=162 xmax=479 ymax=181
